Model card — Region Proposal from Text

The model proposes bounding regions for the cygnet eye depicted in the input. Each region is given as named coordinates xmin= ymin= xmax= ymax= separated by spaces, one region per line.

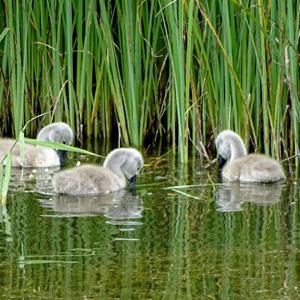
xmin=62 ymin=141 xmax=66 ymax=144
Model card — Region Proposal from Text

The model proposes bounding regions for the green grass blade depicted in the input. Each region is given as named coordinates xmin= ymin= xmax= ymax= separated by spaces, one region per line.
xmin=0 ymin=27 xmax=9 ymax=42
xmin=2 ymin=152 xmax=12 ymax=204
xmin=24 ymin=138 xmax=105 ymax=158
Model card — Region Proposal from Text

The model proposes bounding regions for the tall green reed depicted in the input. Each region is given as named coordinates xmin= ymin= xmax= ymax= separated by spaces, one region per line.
xmin=159 ymin=0 xmax=188 ymax=162
xmin=0 ymin=0 xmax=299 ymax=163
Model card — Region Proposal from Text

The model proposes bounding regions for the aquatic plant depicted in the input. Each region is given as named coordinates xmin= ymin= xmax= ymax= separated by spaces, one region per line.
xmin=0 ymin=152 xmax=11 ymax=204
xmin=0 ymin=0 xmax=298 ymax=163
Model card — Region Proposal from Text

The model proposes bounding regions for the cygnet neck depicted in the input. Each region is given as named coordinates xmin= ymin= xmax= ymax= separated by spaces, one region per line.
xmin=228 ymin=135 xmax=247 ymax=161
xmin=36 ymin=129 xmax=53 ymax=151
xmin=103 ymin=151 xmax=126 ymax=186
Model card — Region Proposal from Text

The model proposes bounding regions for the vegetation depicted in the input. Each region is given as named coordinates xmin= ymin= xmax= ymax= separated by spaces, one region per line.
xmin=0 ymin=0 xmax=299 ymax=162
xmin=0 ymin=152 xmax=11 ymax=203
xmin=0 ymin=114 xmax=103 ymax=202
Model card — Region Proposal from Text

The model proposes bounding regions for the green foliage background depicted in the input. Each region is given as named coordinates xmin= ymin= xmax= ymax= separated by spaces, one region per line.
xmin=0 ymin=0 xmax=299 ymax=162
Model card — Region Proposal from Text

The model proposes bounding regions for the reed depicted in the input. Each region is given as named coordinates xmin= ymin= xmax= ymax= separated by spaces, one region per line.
xmin=0 ymin=152 xmax=11 ymax=204
xmin=0 ymin=0 xmax=298 ymax=163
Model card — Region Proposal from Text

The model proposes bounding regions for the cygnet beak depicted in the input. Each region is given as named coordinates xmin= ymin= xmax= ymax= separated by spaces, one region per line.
xmin=129 ymin=175 xmax=137 ymax=190
xmin=57 ymin=149 xmax=67 ymax=166
xmin=218 ymin=155 xmax=227 ymax=170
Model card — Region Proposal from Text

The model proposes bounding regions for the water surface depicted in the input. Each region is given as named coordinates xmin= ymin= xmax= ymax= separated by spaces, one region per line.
xmin=0 ymin=151 xmax=299 ymax=299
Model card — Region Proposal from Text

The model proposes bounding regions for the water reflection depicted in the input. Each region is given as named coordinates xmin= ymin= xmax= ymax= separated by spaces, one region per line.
xmin=2 ymin=151 xmax=300 ymax=299
xmin=216 ymin=182 xmax=283 ymax=212
xmin=39 ymin=190 xmax=143 ymax=225
xmin=8 ymin=166 xmax=60 ymax=193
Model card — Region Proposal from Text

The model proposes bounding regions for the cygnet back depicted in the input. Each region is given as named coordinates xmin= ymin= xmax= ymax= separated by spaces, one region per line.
xmin=52 ymin=148 xmax=144 ymax=195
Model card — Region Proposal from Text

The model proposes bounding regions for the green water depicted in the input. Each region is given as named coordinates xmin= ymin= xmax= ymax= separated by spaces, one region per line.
xmin=0 ymin=152 xmax=299 ymax=299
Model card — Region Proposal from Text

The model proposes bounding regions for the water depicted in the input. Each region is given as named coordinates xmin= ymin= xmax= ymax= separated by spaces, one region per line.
xmin=0 ymin=151 xmax=299 ymax=299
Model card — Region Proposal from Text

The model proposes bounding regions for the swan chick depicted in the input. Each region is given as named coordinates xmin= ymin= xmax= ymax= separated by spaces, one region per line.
xmin=215 ymin=130 xmax=285 ymax=183
xmin=0 ymin=122 xmax=73 ymax=168
xmin=52 ymin=148 xmax=144 ymax=195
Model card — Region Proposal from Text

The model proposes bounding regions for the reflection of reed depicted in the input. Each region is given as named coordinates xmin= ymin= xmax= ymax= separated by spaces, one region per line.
xmin=5 ymin=180 xmax=299 ymax=299
xmin=216 ymin=183 xmax=283 ymax=212
xmin=40 ymin=190 xmax=143 ymax=220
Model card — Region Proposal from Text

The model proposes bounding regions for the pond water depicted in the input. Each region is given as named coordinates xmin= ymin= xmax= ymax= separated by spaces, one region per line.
xmin=1 ymin=150 xmax=300 ymax=299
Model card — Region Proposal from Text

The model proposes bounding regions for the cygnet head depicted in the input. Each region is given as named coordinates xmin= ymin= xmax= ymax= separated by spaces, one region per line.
xmin=37 ymin=122 xmax=74 ymax=145
xmin=37 ymin=122 xmax=74 ymax=165
xmin=103 ymin=148 xmax=144 ymax=189
xmin=215 ymin=130 xmax=247 ymax=169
